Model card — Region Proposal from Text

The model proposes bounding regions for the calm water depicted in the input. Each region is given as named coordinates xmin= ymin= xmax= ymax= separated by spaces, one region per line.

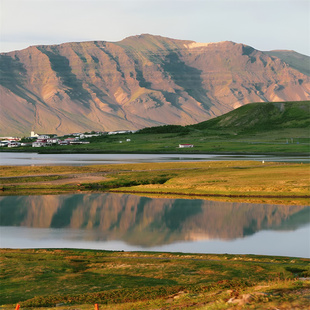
xmin=1 ymin=153 xmax=309 ymax=257
xmin=0 ymin=152 xmax=309 ymax=165
xmin=1 ymin=193 xmax=309 ymax=258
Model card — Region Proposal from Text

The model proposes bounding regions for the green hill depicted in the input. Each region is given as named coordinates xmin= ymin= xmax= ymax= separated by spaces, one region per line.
xmin=128 ymin=101 xmax=310 ymax=154
xmin=190 ymin=101 xmax=310 ymax=132
xmin=137 ymin=101 xmax=310 ymax=134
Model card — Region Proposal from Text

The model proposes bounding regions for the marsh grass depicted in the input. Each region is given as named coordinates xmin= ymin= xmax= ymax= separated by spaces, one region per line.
xmin=1 ymin=161 xmax=309 ymax=204
xmin=1 ymin=249 xmax=309 ymax=309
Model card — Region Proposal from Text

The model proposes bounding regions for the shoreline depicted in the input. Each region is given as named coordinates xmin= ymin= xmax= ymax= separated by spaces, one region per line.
xmin=1 ymin=148 xmax=309 ymax=156
xmin=111 ymin=189 xmax=310 ymax=199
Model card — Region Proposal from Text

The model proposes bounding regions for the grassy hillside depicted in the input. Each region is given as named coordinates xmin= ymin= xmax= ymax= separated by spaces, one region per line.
xmin=191 ymin=101 xmax=310 ymax=131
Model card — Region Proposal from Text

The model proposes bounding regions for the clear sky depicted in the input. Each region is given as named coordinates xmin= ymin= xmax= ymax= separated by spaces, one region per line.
xmin=1 ymin=0 xmax=309 ymax=55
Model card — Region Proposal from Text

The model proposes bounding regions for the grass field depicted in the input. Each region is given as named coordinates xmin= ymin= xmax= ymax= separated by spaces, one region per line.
xmin=1 ymin=249 xmax=309 ymax=309
xmin=6 ymin=127 xmax=309 ymax=155
xmin=1 ymin=161 xmax=309 ymax=205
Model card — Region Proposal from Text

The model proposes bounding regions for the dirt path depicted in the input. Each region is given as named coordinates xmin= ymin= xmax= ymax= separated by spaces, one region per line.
xmin=48 ymin=173 xmax=106 ymax=185
xmin=1 ymin=172 xmax=107 ymax=186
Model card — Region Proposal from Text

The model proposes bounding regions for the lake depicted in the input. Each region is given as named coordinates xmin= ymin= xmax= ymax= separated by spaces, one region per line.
xmin=0 ymin=193 xmax=309 ymax=258
xmin=1 ymin=152 xmax=309 ymax=165
xmin=1 ymin=152 xmax=309 ymax=257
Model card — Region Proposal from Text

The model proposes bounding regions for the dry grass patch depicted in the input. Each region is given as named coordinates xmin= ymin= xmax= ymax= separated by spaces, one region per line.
xmin=116 ymin=162 xmax=310 ymax=198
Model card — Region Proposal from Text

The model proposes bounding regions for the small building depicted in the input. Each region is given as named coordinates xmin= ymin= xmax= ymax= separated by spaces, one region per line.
xmin=8 ymin=142 xmax=21 ymax=148
xmin=32 ymin=139 xmax=48 ymax=147
xmin=31 ymin=131 xmax=39 ymax=138
xmin=80 ymin=134 xmax=98 ymax=139
xmin=108 ymin=130 xmax=131 ymax=135
xmin=0 ymin=140 xmax=10 ymax=147
xmin=32 ymin=141 xmax=46 ymax=147
xmin=58 ymin=140 xmax=69 ymax=145
xmin=38 ymin=135 xmax=50 ymax=140
xmin=179 ymin=144 xmax=194 ymax=148
xmin=47 ymin=138 xmax=59 ymax=144
xmin=65 ymin=137 xmax=78 ymax=144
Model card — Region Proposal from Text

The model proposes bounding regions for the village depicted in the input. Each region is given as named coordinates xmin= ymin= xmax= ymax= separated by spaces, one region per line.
xmin=0 ymin=130 xmax=134 ymax=148
xmin=0 ymin=130 xmax=195 ymax=149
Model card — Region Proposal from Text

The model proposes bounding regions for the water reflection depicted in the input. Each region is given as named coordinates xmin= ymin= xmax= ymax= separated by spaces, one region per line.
xmin=0 ymin=193 xmax=309 ymax=249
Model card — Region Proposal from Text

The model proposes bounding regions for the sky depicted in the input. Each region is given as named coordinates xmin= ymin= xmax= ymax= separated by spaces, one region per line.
xmin=1 ymin=0 xmax=309 ymax=56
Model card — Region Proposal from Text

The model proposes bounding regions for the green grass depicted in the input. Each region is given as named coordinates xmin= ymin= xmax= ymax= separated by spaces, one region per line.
xmin=1 ymin=249 xmax=309 ymax=309
xmin=11 ymin=131 xmax=309 ymax=154
xmin=87 ymin=161 xmax=310 ymax=200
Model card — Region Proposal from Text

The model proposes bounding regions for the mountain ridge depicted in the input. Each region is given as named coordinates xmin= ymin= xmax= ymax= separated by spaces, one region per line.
xmin=1 ymin=34 xmax=309 ymax=136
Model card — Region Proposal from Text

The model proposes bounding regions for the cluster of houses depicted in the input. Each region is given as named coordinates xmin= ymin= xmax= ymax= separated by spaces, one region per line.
xmin=0 ymin=138 xmax=21 ymax=148
xmin=31 ymin=135 xmax=91 ymax=147
xmin=0 ymin=131 xmax=97 ymax=148
xmin=0 ymin=130 xmax=138 ymax=148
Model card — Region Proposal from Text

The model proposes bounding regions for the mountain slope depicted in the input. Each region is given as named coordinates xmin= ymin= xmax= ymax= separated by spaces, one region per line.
xmin=191 ymin=101 xmax=310 ymax=132
xmin=1 ymin=34 xmax=310 ymax=136
xmin=265 ymin=50 xmax=310 ymax=76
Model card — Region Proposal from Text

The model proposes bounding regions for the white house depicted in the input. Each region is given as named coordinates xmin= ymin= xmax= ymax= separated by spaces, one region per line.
xmin=179 ymin=144 xmax=194 ymax=148
xmin=31 ymin=131 xmax=39 ymax=138
xmin=32 ymin=141 xmax=46 ymax=147
xmin=8 ymin=141 xmax=21 ymax=148
xmin=58 ymin=140 xmax=69 ymax=145
xmin=47 ymin=138 xmax=59 ymax=144
xmin=38 ymin=135 xmax=50 ymax=140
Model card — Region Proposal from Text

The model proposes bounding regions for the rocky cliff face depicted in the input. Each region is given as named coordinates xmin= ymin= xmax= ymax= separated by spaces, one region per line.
xmin=1 ymin=34 xmax=309 ymax=136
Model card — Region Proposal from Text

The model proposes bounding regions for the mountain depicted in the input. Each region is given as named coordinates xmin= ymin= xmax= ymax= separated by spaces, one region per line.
xmin=1 ymin=34 xmax=310 ymax=136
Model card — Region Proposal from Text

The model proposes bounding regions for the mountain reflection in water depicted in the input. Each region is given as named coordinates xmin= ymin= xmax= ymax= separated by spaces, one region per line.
xmin=0 ymin=193 xmax=309 ymax=247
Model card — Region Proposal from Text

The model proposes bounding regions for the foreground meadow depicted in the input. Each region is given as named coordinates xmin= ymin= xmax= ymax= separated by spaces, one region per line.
xmin=1 ymin=249 xmax=309 ymax=309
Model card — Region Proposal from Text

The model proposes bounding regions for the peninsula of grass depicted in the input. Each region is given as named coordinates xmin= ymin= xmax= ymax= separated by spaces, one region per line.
xmin=1 ymin=161 xmax=309 ymax=205
xmin=1 ymin=249 xmax=309 ymax=309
